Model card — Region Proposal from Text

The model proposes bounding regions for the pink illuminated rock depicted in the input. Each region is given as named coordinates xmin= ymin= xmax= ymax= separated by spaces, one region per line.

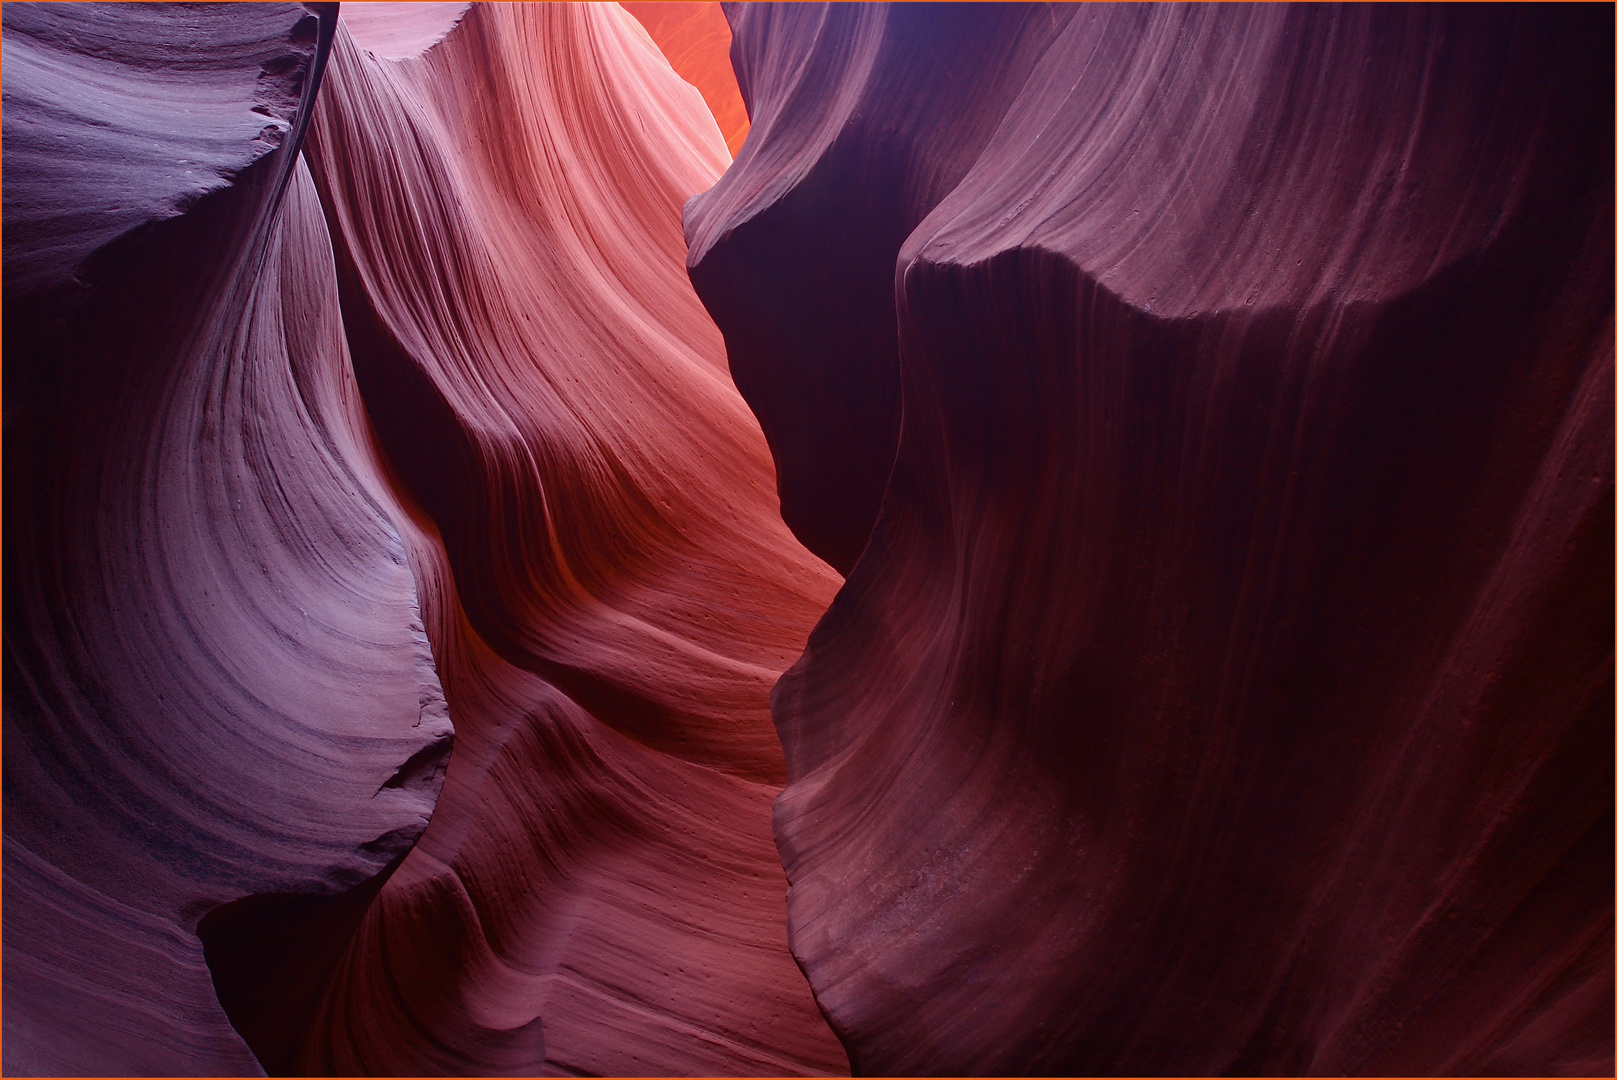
xmin=622 ymin=2 xmax=750 ymax=156
xmin=6 ymin=3 xmax=842 ymax=1076
xmin=279 ymin=5 xmax=844 ymax=1072
xmin=338 ymin=2 xmax=468 ymax=60
xmin=8 ymin=2 xmax=1608 ymax=1076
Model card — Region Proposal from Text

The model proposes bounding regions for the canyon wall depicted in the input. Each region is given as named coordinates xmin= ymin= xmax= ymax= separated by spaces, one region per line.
xmin=282 ymin=6 xmax=843 ymax=1073
xmin=4 ymin=2 xmax=1611 ymax=1077
xmin=3 ymin=4 xmax=454 ymax=1072
xmin=622 ymin=1 xmax=749 ymax=156
xmin=5 ymin=3 xmax=842 ymax=1075
xmin=688 ymin=3 xmax=1613 ymax=1075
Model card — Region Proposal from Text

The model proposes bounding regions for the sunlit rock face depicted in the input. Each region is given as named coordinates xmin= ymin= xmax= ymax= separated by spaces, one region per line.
xmin=622 ymin=2 xmax=749 ymax=156
xmin=688 ymin=3 xmax=1614 ymax=1075
xmin=4 ymin=2 xmax=1610 ymax=1077
xmin=281 ymin=5 xmax=843 ymax=1074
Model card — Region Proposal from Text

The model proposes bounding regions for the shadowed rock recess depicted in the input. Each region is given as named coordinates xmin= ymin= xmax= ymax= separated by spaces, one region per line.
xmin=3 ymin=3 xmax=1610 ymax=1077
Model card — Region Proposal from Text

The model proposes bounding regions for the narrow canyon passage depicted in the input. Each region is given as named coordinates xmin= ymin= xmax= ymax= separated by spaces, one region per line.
xmin=258 ymin=6 xmax=848 ymax=1073
xmin=4 ymin=4 xmax=1611 ymax=1078
xmin=5 ymin=3 xmax=845 ymax=1075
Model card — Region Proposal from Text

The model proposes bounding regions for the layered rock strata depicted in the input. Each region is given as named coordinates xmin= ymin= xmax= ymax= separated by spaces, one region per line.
xmin=623 ymin=1 xmax=750 ymax=157
xmin=6 ymin=2 xmax=1611 ymax=1076
xmin=688 ymin=4 xmax=1615 ymax=1075
xmin=3 ymin=5 xmax=451 ymax=1074
xmin=5 ymin=3 xmax=843 ymax=1076
xmin=286 ymin=5 xmax=843 ymax=1074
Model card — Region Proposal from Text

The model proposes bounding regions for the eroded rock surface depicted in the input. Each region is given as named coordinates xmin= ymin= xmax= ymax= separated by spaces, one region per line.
xmin=687 ymin=4 xmax=1614 ymax=1075
xmin=623 ymin=1 xmax=750 ymax=156
xmin=6 ymin=3 xmax=1610 ymax=1077
xmin=4 ymin=5 xmax=451 ymax=1074
xmin=287 ymin=6 xmax=844 ymax=1073
xmin=5 ymin=3 xmax=842 ymax=1077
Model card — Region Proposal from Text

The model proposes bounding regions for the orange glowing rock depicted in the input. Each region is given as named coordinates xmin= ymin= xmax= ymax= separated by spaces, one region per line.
xmin=623 ymin=2 xmax=750 ymax=156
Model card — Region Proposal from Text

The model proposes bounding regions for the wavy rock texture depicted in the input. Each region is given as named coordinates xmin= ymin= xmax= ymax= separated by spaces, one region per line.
xmin=339 ymin=3 xmax=470 ymax=61
xmin=622 ymin=2 xmax=749 ymax=157
xmin=6 ymin=2 xmax=843 ymax=1077
xmin=688 ymin=3 xmax=1615 ymax=1075
xmin=283 ymin=5 xmax=844 ymax=1074
xmin=3 ymin=5 xmax=453 ymax=1075
xmin=687 ymin=3 xmax=1083 ymax=574
xmin=9 ymin=2 xmax=1612 ymax=1077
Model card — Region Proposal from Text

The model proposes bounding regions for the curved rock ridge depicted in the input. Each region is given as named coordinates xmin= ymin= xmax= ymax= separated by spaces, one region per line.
xmin=6 ymin=2 xmax=845 ymax=1077
xmin=284 ymin=5 xmax=845 ymax=1075
xmin=687 ymin=4 xmax=1614 ymax=1075
xmin=2 ymin=0 xmax=323 ymax=427
xmin=11 ymin=2 xmax=1610 ymax=1076
xmin=4 ymin=5 xmax=454 ymax=1075
xmin=622 ymin=2 xmax=750 ymax=157
xmin=340 ymin=2 xmax=471 ymax=62
xmin=687 ymin=2 xmax=1082 ymax=574
xmin=2 ymin=3 xmax=316 ymax=304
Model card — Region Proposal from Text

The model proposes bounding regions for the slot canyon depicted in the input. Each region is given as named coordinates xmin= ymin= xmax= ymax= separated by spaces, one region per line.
xmin=2 ymin=3 xmax=1610 ymax=1076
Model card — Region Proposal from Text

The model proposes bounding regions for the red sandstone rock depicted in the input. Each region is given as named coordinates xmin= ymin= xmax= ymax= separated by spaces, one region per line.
xmin=622 ymin=2 xmax=750 ymax=157
xmin=338 ymin=2 xmax=468 ymax=61
xmin=6 ymin=3 xmax=842 ymax=1076
xmin=688 ymin=3 xmax=1614 ymax=1075
xmin=284 ymin=6 xmax=844 ymax=1073
xmin=7 ymin=2 xmax=1610 ymax=1076
xmin=687 ymin=3 xmax=1079 ymax=574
